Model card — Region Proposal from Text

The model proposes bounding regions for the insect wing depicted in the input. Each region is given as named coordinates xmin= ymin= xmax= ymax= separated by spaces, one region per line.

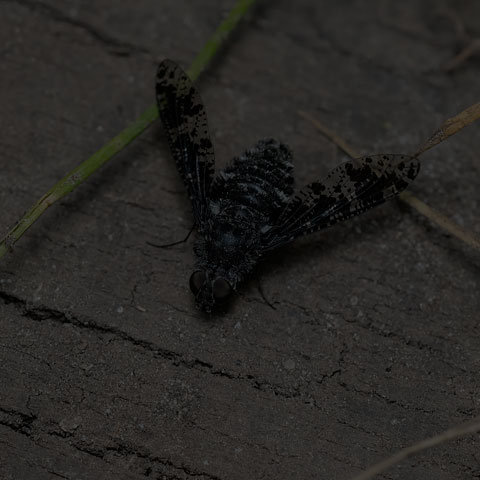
xmin=156 ymin=59 xmax=215 ymax=227
xmin=324 ymin=156 xmax=420 ymax=228
xmin=262 ymin=154 xmax=419 ymax=250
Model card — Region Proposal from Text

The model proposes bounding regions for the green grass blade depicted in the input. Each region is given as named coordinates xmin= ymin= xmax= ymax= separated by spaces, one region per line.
xmin=0 ymin=0 xmax=257 ymax=260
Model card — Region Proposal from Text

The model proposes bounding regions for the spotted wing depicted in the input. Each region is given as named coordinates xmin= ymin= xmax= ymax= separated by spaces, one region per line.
xmin=156 ymin=59 xmax=215 ymax=227
xmin=261 ymin=154 xmax=419 ymax=250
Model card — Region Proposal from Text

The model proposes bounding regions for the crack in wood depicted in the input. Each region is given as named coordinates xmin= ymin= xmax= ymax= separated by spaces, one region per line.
xmin=1 ymin=0 xmax=153 ymax=56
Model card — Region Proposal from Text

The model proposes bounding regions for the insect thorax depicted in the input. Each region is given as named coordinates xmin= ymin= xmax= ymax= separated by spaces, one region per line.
xmin=194 ymin=207 xmax=261 ymax=288
xmin=194 ymin=139 xmax=295 ymax=287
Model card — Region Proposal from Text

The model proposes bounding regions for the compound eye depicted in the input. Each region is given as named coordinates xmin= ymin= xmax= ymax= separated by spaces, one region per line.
xmin=212 ymin=278 xmax=233 ymax=303
xmin=189 ymin=271 xmax=206 ymax=295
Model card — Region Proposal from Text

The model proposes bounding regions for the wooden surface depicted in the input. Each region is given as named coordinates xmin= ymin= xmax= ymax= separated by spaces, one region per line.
xmin=0 ymin=1 xmax=479 ymax=479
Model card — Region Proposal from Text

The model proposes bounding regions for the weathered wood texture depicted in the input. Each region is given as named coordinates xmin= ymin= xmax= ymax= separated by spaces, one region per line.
xmin=0 ymin=1 xmax=479 ymax=479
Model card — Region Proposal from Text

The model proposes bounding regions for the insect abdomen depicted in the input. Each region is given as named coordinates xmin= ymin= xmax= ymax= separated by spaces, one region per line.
xmin=211 ymin=138 xmax=294 ymax=221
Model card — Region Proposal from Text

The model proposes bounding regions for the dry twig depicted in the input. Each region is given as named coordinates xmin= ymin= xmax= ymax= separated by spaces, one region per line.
xmin=413 ymin=102 xmax=480 ymax=156
xmin=349 ymin=416 xmax=480 ymax=480
xmin=438 ymin=8 xmax=480 ymax=72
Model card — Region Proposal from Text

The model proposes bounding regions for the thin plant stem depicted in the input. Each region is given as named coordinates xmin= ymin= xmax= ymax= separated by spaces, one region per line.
xmin=400 ymin=192 xmax=480 ymax=251
xmin=413 ymin=102 xmax=480 ymax=157
xmin=349 ymin=416 xmax=480 ymax=480
xmin=0 ymin=0 xmax=257 ymax=260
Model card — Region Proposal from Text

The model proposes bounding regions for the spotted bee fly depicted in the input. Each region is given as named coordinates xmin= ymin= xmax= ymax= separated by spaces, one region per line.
xmin=156 ymin=59 xmax=419 ymax=312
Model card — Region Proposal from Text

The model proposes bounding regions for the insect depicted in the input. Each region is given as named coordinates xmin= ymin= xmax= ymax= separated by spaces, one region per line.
xmin=156 ymin=59 xmax=420 ymax=313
